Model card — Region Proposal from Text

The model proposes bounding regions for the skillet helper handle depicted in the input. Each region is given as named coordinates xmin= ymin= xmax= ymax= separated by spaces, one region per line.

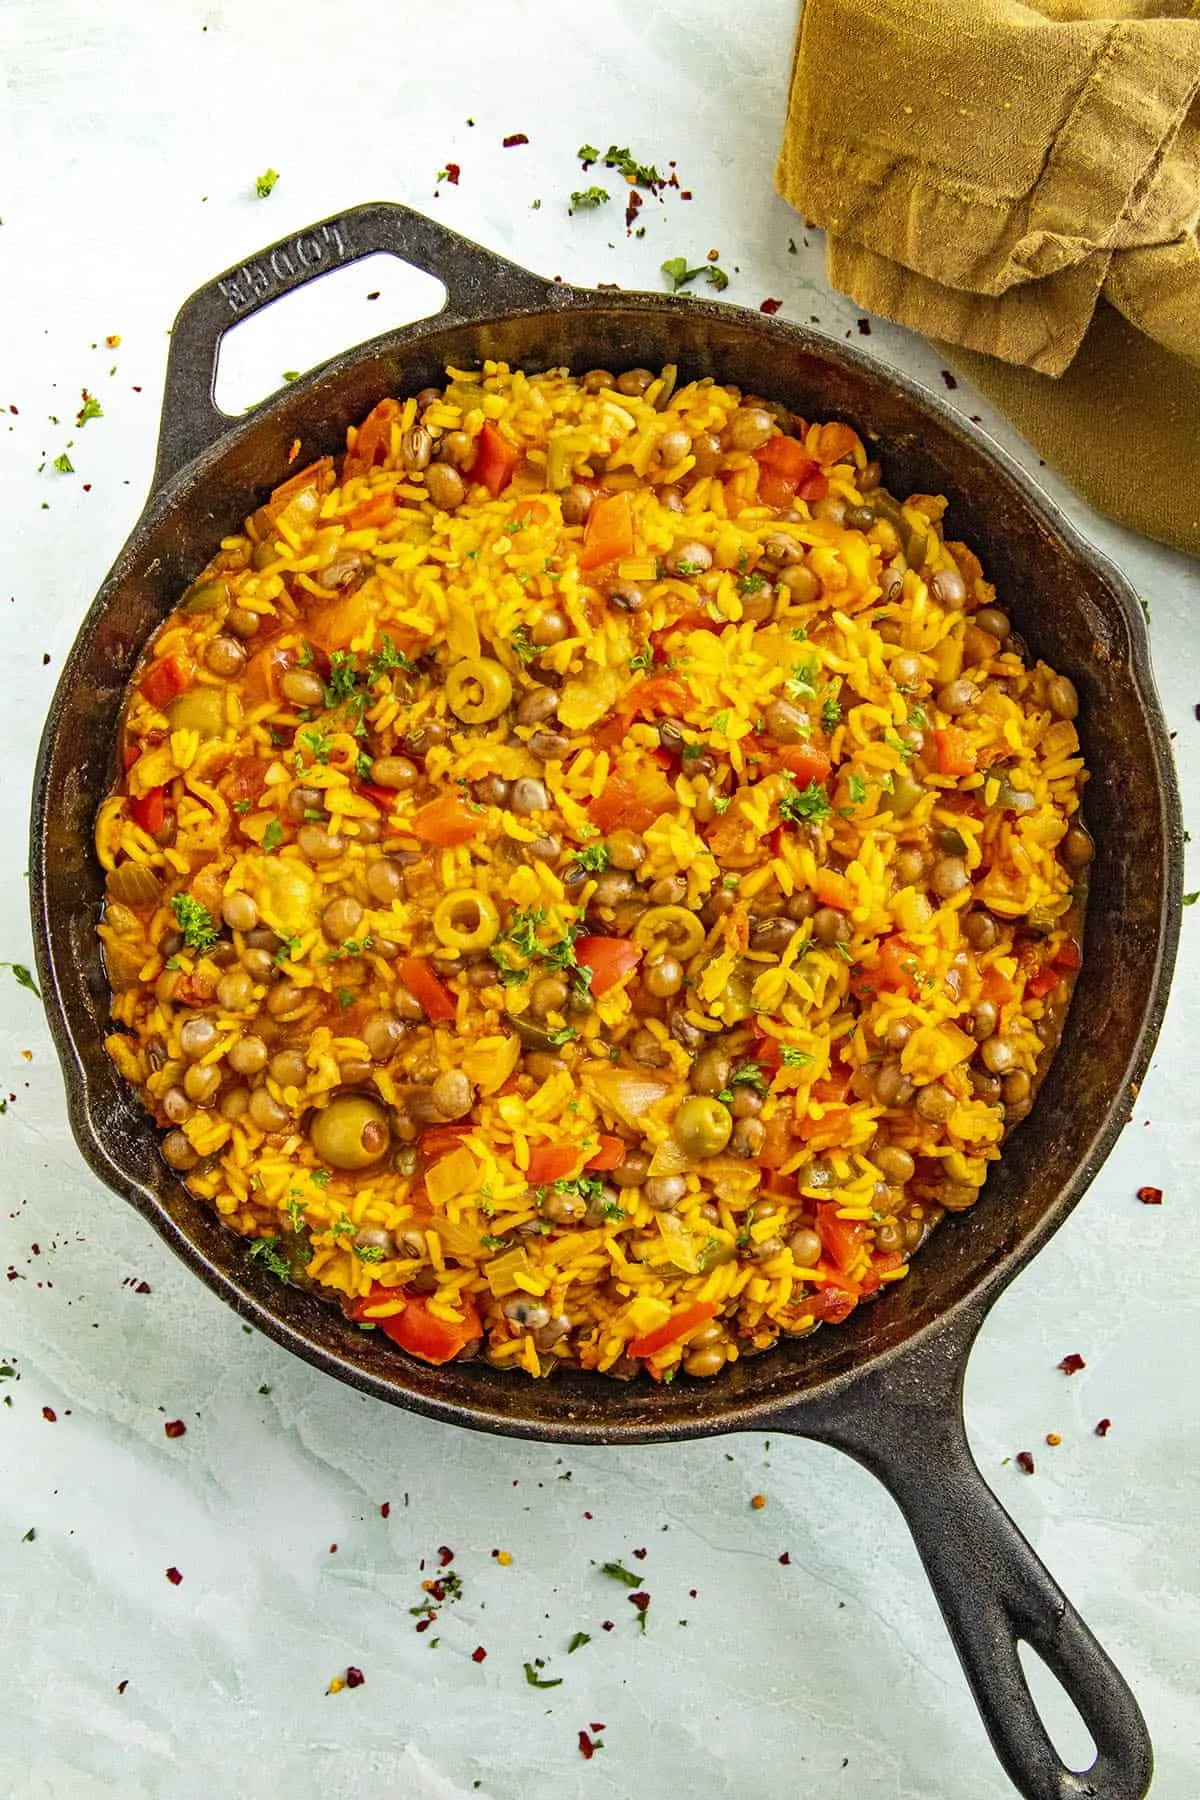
xmin=790 ymin=1318 xmax=1153 ymax=1800
xmin=151 ymin=199 xmax=554 ymax=494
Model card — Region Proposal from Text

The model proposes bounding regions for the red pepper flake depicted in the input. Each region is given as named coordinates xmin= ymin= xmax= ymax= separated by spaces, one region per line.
xmin=165 ymin=1566 xmax=183 ymax=1584
xmin=632 ymin=1546 xmax=647 ymax=1560
xmin=42 ymin=1406 xmax=56 ymax=1422
xmin=680 ymin=190 xmax=692 ymax=200
xmin=759 ymin=298 xmax=783 ymax=315
xmin=117 ymin=1680 xmax=128 ymax=1695
xmin=583 ymin=1510 xmax=593 ymax=1519
xmin=329 ymin=1544 xmax=338 ymax=1554
xmin=688 ymin=1588 xmax=697 ymax=1598
xmin=135 ymin=1280 xmax=152 ymax=1294
xmin=1095 ymin=1417 xmax=1113 ymax=1437
xmin=857 ymin=319 xmax=872 ymax=334
xmin=471 ymin=1645 xmax=488 ymax=1663
xmin=601 ymin=1619 xmax=614 ymax=1631
xmin=380 ymin=1501 xmax=390 ymax=1518
xmin=164 ymin=1419 xmax=186 ymax=1438
xmin=415 ymin=1617 xmax=433 ymax=1634
xmin=625 ymin=189 xmax=643 ymax=233
xmin=778 ymin=1552 xmax=791 ymax=1565
xmin=590 ymin=1723 xmax=607 ymax=1733
xmin=940 ymin=370 xmax=958 ymax=390
xmin=345 ymin=1666 xmax=365 ymax=1688
xmin=443 ymin=163 xmax=460 ymax=185
xmin=628 ymin=1590 xmax=650 ymax=1617
xmin=1015 ymin=1451 xmax=1035 ymax=1475
xmin=1057 ymin=1353 xmax=1086 ymax=1376
xmin=1137 ymin=1185 xmax=1163 ymax=1205
xmin=502 ymin=133 xmax=529 ymax=148
xmin=438 ymin=1544 xmax=455 ymax=1566
xmin=578 ymin=1730 xmax=600 ymax=1760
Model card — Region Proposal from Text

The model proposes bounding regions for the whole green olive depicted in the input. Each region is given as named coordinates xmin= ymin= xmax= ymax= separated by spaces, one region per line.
xmin=309 ymin=1094 xmax=391 ymax=1170
xmin=166 ymin=686 xmax=226 ymax=739
xmin=673 ymin=1095 xmax=733 ymax=1161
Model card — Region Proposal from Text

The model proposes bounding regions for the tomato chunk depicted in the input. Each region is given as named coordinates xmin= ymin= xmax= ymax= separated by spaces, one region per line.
xmin=817 ymin=1202 xmax=868 ymax=1276
xmin=629 ymin=1300 xmax=719 ymax=1359
xmin=575 ymin=936 xmax=642 ymax=996
xmin=587 ymin=768 xmax=676 ymax=834
xmin=352 ymin=1288 xmax=484 ymax=1365
xmin=411 ymin=794 xmax=486 ymax=846
xmin=579 ymin=491 xmax=634 ymax=570
xmin=344 ymin=398 xmax=402 ymax=477
xmin=526 ymin=1144 xmax=583 ymax=1184
xmin=935 ymin=726 xmax=977 ymax=778
xmin=585 ymin=1134 xmax=626 ymax=1172
xmin=473 ymin=420 xmax=520 ymax=497
xmin=397 ymin=957 xmax=457 ymax=1023
xmin=768 ymin=742 xmax=833 ymax=788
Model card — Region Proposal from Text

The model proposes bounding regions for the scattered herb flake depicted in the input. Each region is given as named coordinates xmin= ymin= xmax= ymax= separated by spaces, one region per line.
xmin=779 ymin=781 xmax=833 ymax=826
xmin=570 ymin=187 xmax=610 ymax=210
xmin=524 ymin=1661 xmax=563 ymax=1688
xmin=0 ymin=962 xmax=41 ymax=999
xmin=567 ymin=1631 xmax=591 ymax=1654
xmin=76 ymin=391 xmax=103 ymax=426
xmin=53 ymin=452 xmax=74 ymax=473
xmin=255 ymin=168 xmax=280 ymax=198
xmin=169 ymin=895 xmax=217 ymax=954
xmin=600 ymin=1560 xmax=640 ymax=1587
xmin=262 ymin=818 xmax=284 ymax=853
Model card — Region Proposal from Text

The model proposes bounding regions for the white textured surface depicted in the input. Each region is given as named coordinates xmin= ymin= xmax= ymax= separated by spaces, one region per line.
xmin=2 ymin=3 xmax=1198 ymax=1796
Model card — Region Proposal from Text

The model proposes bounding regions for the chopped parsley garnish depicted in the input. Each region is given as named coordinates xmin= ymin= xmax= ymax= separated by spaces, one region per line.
xmin=338 ymin=987 xmax=355 ymax=1008
xmin=785 ymin=657 xmax=820 ymax=700
xmin=324 ymin=651 xmax=359 ymax=705
xmin=53 ymin=452 xmax=73 ymax=474
xmin=354 ymin=1244 xmax=386 ymax=1263
xmin=712 ymin=794 xmax=732 ymax=814
xmin=575 ymin=842 xmax=610 ymax=874
xmin=567 ymin=1631 xmax=592 ymax=1654
xmin=729 ymin=1061 xmax=768 ymax=1092
xmin=680 ymin=741 xmax=706 ymax=761
xmin=0 ymin=962 xmax=41 ymax=998
xmin=628 ymin=649 xmax=655 ymax=673
xmin=1183 ymin=891 xmax=1198 ymax=907
xmin=570 ymin=186 xmax=610 ymax=209
xmin=779 ymin=781 xmax=833 ymax=826
xmin=885 ymin=731 xmax=915 ymax=761
xmin=247 ymin=1238 xmax=290 ymax=1281
xmin=600 ymin=1560 xmax=642 ymax=1587
xmin=790 ymin=626 xmax=809 ymax=641
xmin=331 ymin=1217 xmax=357 ymax=1239
xmin=255 ymin=168 xmax=280 ymax=198
xmin=233 ymin=799 xmax=251 ymax=814
xmin=355 ymin=752 xmax=374 ymax=780
xmin=736 ymin=572 xmax=767 ymax=596
xmin=510 ymin=626 xmax=537 ymax=665
xmin=480 ymin=1233 xmax=512 ymax=1251
xmin=523 ymin=1662 xmax=563 ymax=1689
xmin=169 ymin=894 xmax=218 ymax=953
xmin=285 ymin=1196 xmax=308 ymax=1234
xmin=821 ymin=694 xmax=842 ymax=732
xmin=76 ymin=391 xmax=103 ymax=426
xmin=298 ymin=728 xmax=333 ymax=763
xmin=600 ymin=1200 xmax=626 ymax=1222
xmin=780 ymin=1046 xmax=814 ymax=1068
xmin=597 ymin=144 xmax=661 ymax=186
xmin=847 ymin=773 xmax=868 ymax=806
xmin=310 ymin=1168 xmax=332 ymax=1188
xmin=262 ymin=818 xmax=284 ymax=853
xmin=907 ymin=704 xmax=929 ymax=729
xmin=577 ymin=143 xmax=600 ymax=162
xmin=661 ymin=257 xmax=729 ymax=293
xmin=273 ymin=935 xmax=303 ymax=965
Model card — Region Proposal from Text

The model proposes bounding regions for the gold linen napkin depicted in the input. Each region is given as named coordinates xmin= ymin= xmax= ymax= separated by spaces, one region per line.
xmin=776 ymin=0 xmax=1200 ymax=554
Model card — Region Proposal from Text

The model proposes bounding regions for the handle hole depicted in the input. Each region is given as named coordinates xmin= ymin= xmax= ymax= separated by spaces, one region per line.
xmin=1017 ymin=1639 xmax=1099 ymax=1774
xmin=212 ymin=253 xmax=447 ymax=417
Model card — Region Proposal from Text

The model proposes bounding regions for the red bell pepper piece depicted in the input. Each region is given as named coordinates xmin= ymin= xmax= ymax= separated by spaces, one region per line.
xmin=140 ymin=655 xmax=189 ymax=712
xmin=798 ymin=1284 xmax=858 ymax=1324
xmin=122 ymin=743 xmax=142 ymax=772
xmin=359 ymin=781 xmax=400 ymax=811
xmin=1026 ymin=967 xmax=1060 ymax=999
xmin=473 ymin=420 xmax=520 ymax=497
xmin=353 ymin=1286 xmax=483 ymax=1365
xmin=397 ymin=957 xmax=457 ymax=1023
xmin=129 ymin=786 xmax=166 ymax=836
xmin=629 ymin=1300 xmax=719 ymax=1359
xmin=585 ymin=1134 xmax=626 ymax=1172
xmin=586 ymin=768 xmax=676 ymax=834
xmin=574 ymin=936 xmax=642 ymax=996
xmin=817 ymin=1202 xmax=868 ymax=1276
xmin=980 ymin=966 xmax=1019 ymax=1007
xmin=419 ymin=1125 xmax=471 ymax=1160
xmin=814 ymin=869 xmax=856 ymax=912
xmin=797 ymin=471 xmax=830 ymax=503
xmin=346 ymin=492 xmax=397 ymax=530
xmin=579 ymin=491 xmax=634 ymax=570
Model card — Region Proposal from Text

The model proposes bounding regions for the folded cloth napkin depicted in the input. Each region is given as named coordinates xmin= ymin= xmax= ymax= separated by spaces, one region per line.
xmin=776 ymin=0 xmax=1200 ymax=555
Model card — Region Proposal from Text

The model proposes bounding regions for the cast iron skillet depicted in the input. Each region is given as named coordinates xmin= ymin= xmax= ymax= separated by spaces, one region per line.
xmin=30 ymin=203 xmax=1182 ymax=1800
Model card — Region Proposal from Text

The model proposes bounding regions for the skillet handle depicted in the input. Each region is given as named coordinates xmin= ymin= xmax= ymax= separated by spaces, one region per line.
xmin=786 ymin=1313 xmax=1153 ymax=1800
xmin=151 ymin=200 xmax=554 ymax=494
